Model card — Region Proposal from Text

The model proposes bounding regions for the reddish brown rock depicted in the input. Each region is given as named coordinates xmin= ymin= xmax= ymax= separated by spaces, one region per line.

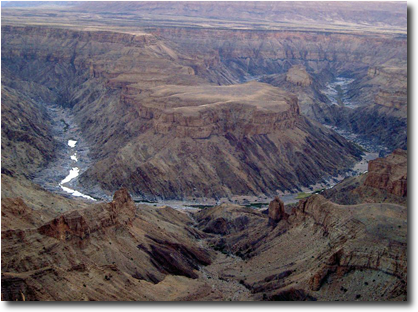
xmin=38 ymin=211 xmax=89 ymax=241
xmin=268 ymin=196 xmax=288 ymax=225
xmin=109 ymin=187 xmax=136 ymax=224
xmin=364 ymin=149 xmax=407 ymax=197
xmin=38 ymin=188 xmax=136 ymax=240
xmin=1 ymin=186 xmax=215 ymax=300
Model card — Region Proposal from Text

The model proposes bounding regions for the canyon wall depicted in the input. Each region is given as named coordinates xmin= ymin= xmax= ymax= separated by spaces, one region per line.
xmin=151 ymin=27 xmax=407 ymax=151
xmin=2 ymin=25 xmax=364 ymax=199
xmin=1 ymin=76 xmax=58 ymax=178
xmin=151 ymin=27 xmax=406 ymax=83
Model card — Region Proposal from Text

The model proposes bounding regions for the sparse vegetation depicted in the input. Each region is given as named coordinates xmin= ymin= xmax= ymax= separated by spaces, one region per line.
xmin=296 ymin=192 xmax=311 ymax=199
xmin=189 ymin=204 xmax=215 ymax=209
xmin=243 ymin=202 xmax=269 ymax=209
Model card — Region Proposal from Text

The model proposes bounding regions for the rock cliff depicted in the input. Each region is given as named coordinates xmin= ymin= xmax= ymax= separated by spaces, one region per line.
xmin=364 ymin=149 xmax=407 ymax=197
xmin=268 ymin=196 xmax=288 ymax=225
xmin=2 ymin=25 xmax=364 ymax=200
xmin=194 ymin=194 xmax=407 ymax=301
xmin=323 ymin=149 xmax=407 ymax=206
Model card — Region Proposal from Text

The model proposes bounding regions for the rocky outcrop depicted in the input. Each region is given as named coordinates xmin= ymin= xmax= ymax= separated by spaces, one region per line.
xmin=38 ymin=188 xmax=135 ymax=240
xmin=268 ymin=196 xmax=288 ymax=225
xmin=189 ymin=193 xmax=407 ymax=301
xmin=109 ymin=188 xmax=136 ymax=222
xmin=285 ymin=66 xmax=312 ymax=87
xmin=1 ymin=187 xmax=214 ymax=300
xmin=295 ymin=195 xmax=407 ymax=283
xmin=322 ymin=150 xmax=407 ymax=206
xmin=364 ymin=149 xmax=407 ymax=197
xmin=224 ymin=194 xmax=406 ymax=300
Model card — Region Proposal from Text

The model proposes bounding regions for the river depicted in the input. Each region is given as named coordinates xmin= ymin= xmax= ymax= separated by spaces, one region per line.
xmin=34 ymin=76 xmax=380 ymax=208
xmin=33 ymin=104 xmax=97 ymax=201
xmin=322 ymin=77 xmax=356 ymax=109
xmin=58 ymin=139 xmax=96 ymax=201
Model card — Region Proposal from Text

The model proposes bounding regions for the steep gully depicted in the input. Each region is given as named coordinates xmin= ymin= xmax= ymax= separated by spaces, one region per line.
xmin=33 ymin=104 xmax=96 ymax=201
xmin=34 ymin=76 xmax=379 ymax=208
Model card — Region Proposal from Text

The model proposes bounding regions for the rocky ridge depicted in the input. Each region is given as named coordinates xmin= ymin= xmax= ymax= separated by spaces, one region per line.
xmin=1 ymin=149 xmax=408 ymax=301
xmin=1 ymin=183 xmax=213 ymax=300
xmin=364 ymin=149 xmax=407 ymax=197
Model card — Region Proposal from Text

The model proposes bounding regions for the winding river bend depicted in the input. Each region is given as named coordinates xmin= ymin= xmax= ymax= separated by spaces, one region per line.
xmin=34 ymin=76 xmax=379 ymax=207
xmin=58 ymin=139 xmax=96 ymax=201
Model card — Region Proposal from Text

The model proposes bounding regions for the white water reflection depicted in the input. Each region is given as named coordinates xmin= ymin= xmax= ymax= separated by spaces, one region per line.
xmin=60 ymin=167 xmax=80 ymax=184
xmin=60 ymin=185 xmax=96 ymax=200
xmin=59 ymin=140 xmax=96 ymax=201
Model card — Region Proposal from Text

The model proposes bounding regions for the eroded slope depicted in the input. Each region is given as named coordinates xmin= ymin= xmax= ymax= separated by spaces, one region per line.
xmin=2 ymin=25 xmax=362 ymax=200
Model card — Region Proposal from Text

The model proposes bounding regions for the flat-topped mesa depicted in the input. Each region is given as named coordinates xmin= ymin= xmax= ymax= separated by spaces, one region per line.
xmin=149 ymin=82 xmax=301 ymax=139
xmin=285 ymin=65 xmax=312 ymax=87
xmin=364 ymin=149 xmax=407 ymax=197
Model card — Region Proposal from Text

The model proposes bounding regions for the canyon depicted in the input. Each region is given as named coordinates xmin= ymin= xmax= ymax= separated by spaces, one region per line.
xmin=1 ymin=149 xmax=407 ymax=301
xmin=1 ymin=1 xmax=407 ymax=301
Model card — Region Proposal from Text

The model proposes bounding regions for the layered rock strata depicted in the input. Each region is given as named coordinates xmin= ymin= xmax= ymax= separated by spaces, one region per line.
xmin=364 ymin=149 xmax=407 ymax=197
xmin=2 ymin=25 xmax=363 ymax=200
xmin=1 ymin=186 xmax=213 ymax=301
xmin=195 ymin=194 xmax=407 ymax=301
xmin=323 ymin=150 xmax=407 ymax=206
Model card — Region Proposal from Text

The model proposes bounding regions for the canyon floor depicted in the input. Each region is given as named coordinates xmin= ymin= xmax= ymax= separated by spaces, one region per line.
xmin=1 ymin=1 xmax=407 ymax=301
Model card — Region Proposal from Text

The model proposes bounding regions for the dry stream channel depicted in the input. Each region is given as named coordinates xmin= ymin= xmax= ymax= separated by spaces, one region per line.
xmin=33 ymin=77 xmax=380 ymax=210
